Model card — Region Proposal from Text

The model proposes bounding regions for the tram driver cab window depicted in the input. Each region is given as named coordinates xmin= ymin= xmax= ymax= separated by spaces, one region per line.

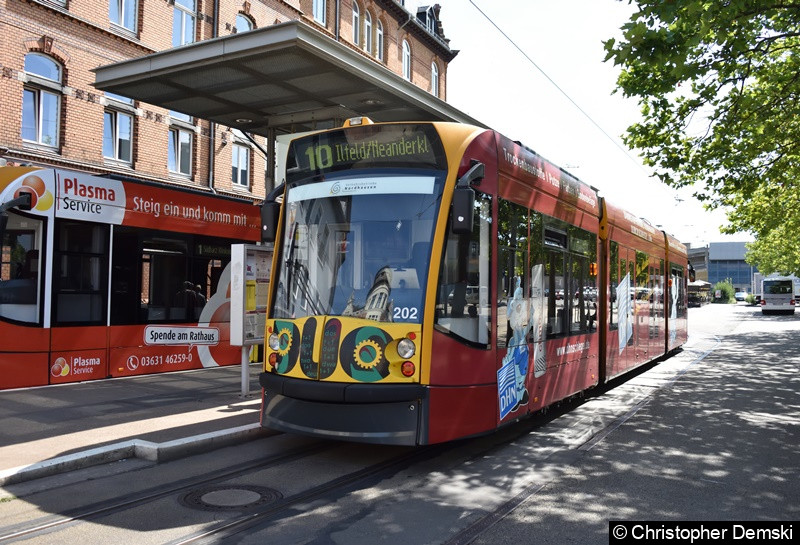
xmin=434 ymin=192 xmax=491 ymax=347
xmin=0 ymin=212 xmax=43 ymax=324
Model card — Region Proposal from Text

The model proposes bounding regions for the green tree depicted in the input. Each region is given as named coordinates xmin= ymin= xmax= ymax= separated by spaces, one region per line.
xmin=604 ymin=1 xmax=800 ymax=274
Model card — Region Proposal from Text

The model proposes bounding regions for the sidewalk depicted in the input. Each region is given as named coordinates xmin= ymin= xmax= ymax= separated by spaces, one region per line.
xmin=0 ymin=364 xmax=268 ymax=486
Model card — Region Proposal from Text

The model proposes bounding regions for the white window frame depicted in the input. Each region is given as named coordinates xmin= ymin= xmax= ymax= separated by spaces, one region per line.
xmin=425 ymin=7 xmax=436 ymax=34
xmin=168 ymin=111 xmax=193 ymax=177
xmin=103 ymin=109 xmax=133 ymax=163
xmin=313 ymin=0 xmax=326 ymax=25
xmin=364 ymin=11 xmax=372 ymax=53
xmin=376 ymin=20 xmax=384 ymax=62
xmin=172 ymin=0 xmax=196 ymax=47
xmin=431 ymin=62 xmax=439 ymax=97
xmin=109 ymin=0 xmax=138 ymax=33
xmin=232 ymin=143 xmax=250 ymax=188
xmin=22 ymin=53 xmax=62 ymax=149
xmin=352 ymin=2 xmax=360 ymax=47
xmin=402 ymin=40 xmax=411 ymax=81
xmin=235 ymin=13 xmax=253 ymax=33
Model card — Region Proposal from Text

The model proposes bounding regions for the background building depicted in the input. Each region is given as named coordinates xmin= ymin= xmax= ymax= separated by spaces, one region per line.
xmin=687 ymin=241 xmax=757 ymax=293
xmin=0 ymin=1 xmax=456 ymax=200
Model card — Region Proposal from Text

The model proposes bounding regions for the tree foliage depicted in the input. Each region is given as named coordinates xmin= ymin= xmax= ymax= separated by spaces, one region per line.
xmin=604 ymin=0 xmax=800 ymax=274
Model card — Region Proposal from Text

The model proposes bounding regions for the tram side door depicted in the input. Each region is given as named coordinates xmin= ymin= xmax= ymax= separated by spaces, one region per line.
xmin=495 ymin=199 xmax=533 ymax=421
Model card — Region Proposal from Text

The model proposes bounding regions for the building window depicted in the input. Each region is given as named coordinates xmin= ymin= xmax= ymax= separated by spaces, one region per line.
xmin=364 ymin=11 xmax=372 ymax=53
xmin=313 ymin=0 xmax=326 ymax=25
xmin=22 ymin=53 xmax=62 ymax=149
xmin=352 ymin=2 xmax=360 ymax=46
xmin=235 ymin=14 xmax=253 ymax=33
xmin=376 ymin=21 xmax=384 ymax=61
xmin=172 ymin=0 xmax=196 ymax=47
xmin=231 ymin=129 xmax=250 ymax=188
xmin=431 ymin=62 xmax=439 ymax=97
xmin=232 ymin=144 xmax=250 ymax=188
xmin=402 ymin=40 xmax=411 ymax=80
xmin=423 ymin=6 xmax=436 ymax=34
xmin=168 ymin=111 xmax=193 ymax=176
xmin=103 ymin=93 xmax=134 ymax=164
xmin=109 ymin=0 xmax=137 ymax=33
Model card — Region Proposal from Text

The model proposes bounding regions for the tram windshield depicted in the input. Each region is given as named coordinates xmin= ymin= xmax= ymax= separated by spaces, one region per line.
xmin=271 ymin=172 xmax=445 ymax=323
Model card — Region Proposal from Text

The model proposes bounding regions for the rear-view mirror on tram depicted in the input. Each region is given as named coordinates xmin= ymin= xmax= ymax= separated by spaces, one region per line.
xmin=260 ymin=202 xmax=280 ymax=243
xmin=0 ymin=190 xmax=33 ymax=237
xmin=260 ymin=182 xmax=285 ymax=243
xmin=451 ymin=161 xmax=485 ymax=235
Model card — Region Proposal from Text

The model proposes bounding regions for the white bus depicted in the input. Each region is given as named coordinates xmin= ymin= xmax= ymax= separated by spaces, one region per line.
xmin=760 ymin=276 xmax=796 ymax=315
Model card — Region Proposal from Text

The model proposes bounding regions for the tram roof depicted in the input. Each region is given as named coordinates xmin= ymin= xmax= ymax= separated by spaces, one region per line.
xmin=92 ymin=21 xmax=487 ymax=137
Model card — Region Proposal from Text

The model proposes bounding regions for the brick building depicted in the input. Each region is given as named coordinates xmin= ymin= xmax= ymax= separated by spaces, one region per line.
xmin=0 ymin=0 xmax=457 ymax=200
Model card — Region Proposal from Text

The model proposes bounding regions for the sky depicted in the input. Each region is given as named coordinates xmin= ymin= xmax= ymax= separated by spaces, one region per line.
xmin=407 ymin=0 xmax=751 ymax=248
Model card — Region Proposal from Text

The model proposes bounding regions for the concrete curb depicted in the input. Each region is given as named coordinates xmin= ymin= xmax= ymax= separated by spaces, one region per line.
xmin=0 ymin=423 xmax=269 ymax=487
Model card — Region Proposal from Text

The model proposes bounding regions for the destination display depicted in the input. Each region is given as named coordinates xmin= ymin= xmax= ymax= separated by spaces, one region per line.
xmin=287 ymin=124 xmax=447 ymax=182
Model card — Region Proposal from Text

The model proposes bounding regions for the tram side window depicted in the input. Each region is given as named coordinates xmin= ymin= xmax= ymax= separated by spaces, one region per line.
xmin=497 ymin=199 xmax=529 ymax=350
xmin=53 ymin=220 xmax=108 ymax=325
xmin=620 ymin=257 xmax=629 ymax=304
xmin=568 ymin=226 xmax=597 ymax=333
xmin=544 ymin=227 xmax=567 ymax=337
xmin=636 ymin=251 xmax=650 ymax=304
xmin=543 ymin=221 xmax=597 ymax=337
xmin=653 ymin=260 xmax=664 ymax=319
xmin=110 ymin=228 xmax=140 ymax=325
xmin=529 ymin=212 xmax=545 ymax=343
xmin=609 ymin=241 xmax=619 ymax=330
xmin=116 ymin=232 xmax=230 ymax=325
xmin=434 ymin=192 xmax=491 ymax=347
xmin=568 ymin=254 xmax=590 ymax=333
xmin=670 ymin=264 xmax=686 ymax=319
xmin=0 ymin=213 xmax=43 ymax=323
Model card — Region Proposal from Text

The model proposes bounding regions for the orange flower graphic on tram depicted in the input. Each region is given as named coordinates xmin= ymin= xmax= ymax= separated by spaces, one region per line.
xmin=50 ymin=357 xmax=70 ymax=377
xmin=13 ymin=175 xmax=54 ymax=211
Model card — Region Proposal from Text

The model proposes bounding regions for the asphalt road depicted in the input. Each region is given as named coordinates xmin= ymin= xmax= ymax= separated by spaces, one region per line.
xmin=468 ymin=302 xmax=799 ymax=544
xmin=2 ymin=302 xmax=796 ymax=544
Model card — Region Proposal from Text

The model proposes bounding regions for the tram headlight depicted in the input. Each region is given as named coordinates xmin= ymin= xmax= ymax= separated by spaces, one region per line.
xmin=268 ymin=332 xmax=281 ymax=351
xmin=397 ymin=338 xmax=416 ymax=359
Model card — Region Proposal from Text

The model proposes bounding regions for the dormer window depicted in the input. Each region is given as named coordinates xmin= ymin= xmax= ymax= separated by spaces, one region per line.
xmin=417 ymin=5 xmax=437 ymax=36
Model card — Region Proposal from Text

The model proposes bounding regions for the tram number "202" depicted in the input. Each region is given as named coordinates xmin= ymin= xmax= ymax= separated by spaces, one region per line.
xmin=393 ymin=307 xmax=418 ymax=321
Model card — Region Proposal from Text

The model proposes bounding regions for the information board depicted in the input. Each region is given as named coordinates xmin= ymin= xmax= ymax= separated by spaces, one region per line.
xmin=230 ymin=244 xmax=272 ymax=346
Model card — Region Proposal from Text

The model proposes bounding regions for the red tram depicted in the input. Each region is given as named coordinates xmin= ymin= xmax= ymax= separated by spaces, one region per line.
xmin=0 ymin=166 xmax=261 ymax=389
xmin=259 ymin=119 xmax=689 ymax=445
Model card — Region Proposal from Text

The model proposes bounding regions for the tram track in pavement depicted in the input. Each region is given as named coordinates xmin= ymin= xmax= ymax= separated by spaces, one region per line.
xmin=0 ymin=439 xmax=336 ymax=543
xmin=0 ymin=338 xmax=717 ymax=544
xmin=0 ymin=404 xmax=574 ymax=544
xmin=168 ymin=399 xmax=593 ymax=544
xmin=441 ymin=333 xmax=724 ymax=545
xmin=167 ymin=442 xmax=459 ymax=545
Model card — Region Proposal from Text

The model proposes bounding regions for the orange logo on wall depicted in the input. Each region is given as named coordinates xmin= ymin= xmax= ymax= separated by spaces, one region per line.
xmin=50 ymin=357 xmax=70 ymax=377
xmin=14 ymin=175 xmax=54 ymax=211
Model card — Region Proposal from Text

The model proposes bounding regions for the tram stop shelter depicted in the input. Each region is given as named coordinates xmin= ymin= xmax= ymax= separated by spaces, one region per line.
xmin=92 ymin=20 xmax=486 ymax=191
